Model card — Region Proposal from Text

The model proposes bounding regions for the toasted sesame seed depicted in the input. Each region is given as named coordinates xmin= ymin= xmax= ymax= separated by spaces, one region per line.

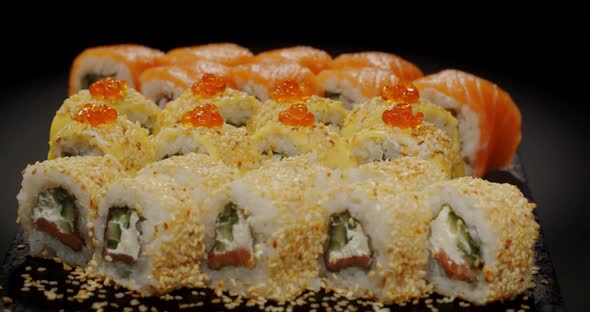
xmin=130 ymin=299 xmax=140 ymax=306
xmin=139 ymin=304 xmax=148 ymax=311
xmin=521 ymin=304 xmax=530 ymax=310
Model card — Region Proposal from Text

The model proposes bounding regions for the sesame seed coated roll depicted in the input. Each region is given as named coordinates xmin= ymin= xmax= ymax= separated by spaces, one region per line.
xmin=423 ymin=177 xmax=539 ymax=305
xmin=17 ymin=155 xmax=126 ymax=267
xmin=90 ymin=174 xmax=204 ymax=296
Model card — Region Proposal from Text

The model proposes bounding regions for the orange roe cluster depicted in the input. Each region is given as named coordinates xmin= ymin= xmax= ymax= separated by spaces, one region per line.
xmin=279 ymin=103 xmax=315 ymax=127
xmin=382 ymin=80 xmax=420 ymax=103
xmin=74 ymin=103 xmax=118 ymax=127
xmin=89 ymin=77 xmax=128 ymax=100
xmin=191 ymin=73 xmax=227 ymax=98
xmin=180 ymin=104 xmax=224 ymax=128
xmin=271 ymin=80 xmax=313 ymax=103
xmin=382 ymin=103 xmax=424 ymax=129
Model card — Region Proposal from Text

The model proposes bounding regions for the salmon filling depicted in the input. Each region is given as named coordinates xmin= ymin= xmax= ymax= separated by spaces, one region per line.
xmin=156 ymin=95 xmax=174 ymax=109
xmin=104 ymin=207 xmax=141 ymax=264
xmin=325 ymin=211 xmax=372 ymax=272
xmin=32 ymin=188 xmax=82 ymax=251
xmin=208 ymin=202 xmax=254 ymax=270
xmin=430 ymin=204 xmax=483 ymax=282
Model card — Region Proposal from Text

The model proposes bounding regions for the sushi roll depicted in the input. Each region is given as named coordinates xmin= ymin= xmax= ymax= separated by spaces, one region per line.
xmin=232 ymin=63 xmax=323 ymax=101
xmin=332 ymin=51 xmax=424 ymax=81
xmin=247 ymin=95 xmax=348 ymax=133
xmin=139 ymin=61 xmax=235 ymax=109
xmin=16 ymin=155 xmax=125 ymax=267
xmin=152 ymin=107 xmax=261 ymax=172
xmin=423 ymin=177 xmax=539 ymax=304
xmin=250 ymin=104 xmax=356 ymax=169
xmin=164 ymin=43 xmax=254 ymax=66
xmin=50 ymin=77 xmax=160 ymax=138
xmin=317 ymin=67 xmax=399 ymax=109
xmin=344 ymin=157 xmax=451 ymax=187
xmin=155 ymin=73 xmax=261 ymax=131
xmin=48 ymin=104 xmax=153 ymax=172
xmin=317 ymin=180 xmax=431 ymax=303
xmin=341 ymin=82 xmax=465 ymax=177
xmin=255 ymin=46 xmax=332 ymax=74
xmin=414 ymin=70 xmax=522 ymax=176
xmin=89 ymin=174 xmax=205 ymax=296
xmin=203 ymin=156 xmax=335 ymax=301
xmin=349 ymin=112 xmax=457 ymax=177
xmin=69 ymin=44 xmax=164 ymax=95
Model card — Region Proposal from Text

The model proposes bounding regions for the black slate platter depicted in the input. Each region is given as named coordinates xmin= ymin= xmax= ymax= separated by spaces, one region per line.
xmin=0 ymin=156 xmax=565 ymax=312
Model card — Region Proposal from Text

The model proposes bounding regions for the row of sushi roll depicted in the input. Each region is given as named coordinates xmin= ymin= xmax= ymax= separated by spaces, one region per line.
xmin=15 ymin=43 xmax=535 ymax=305
xmin=17 ymin=153 xmax=538 ymax=305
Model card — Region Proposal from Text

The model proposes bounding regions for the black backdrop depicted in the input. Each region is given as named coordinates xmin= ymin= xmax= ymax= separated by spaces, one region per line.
xmin=1 ymin=17 xmax=588 ymax=311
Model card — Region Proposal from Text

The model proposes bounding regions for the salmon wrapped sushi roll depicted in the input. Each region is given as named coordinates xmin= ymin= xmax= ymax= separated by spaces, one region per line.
xmin=317 ymin=180 xmax=431 ymax=303
xmin=332 ymin=51 xmax=424 ymax=81
xmin=155 ymin=74 xmax=261 ymax=131
xmin=251 ymin=104 xmax=356 ymax=169
xmin=247 ymin=80 xmax=348 ymax=132
xmin=69 ymin=44 xmax=164 ymax=95
xmin=164 ymin=43 xmax=253 ymax=66
xmin=232 ymin=63 xmax=323 ymax=101
xmin=152 ymin=122 xmax=261 ymax=172
xmin=255 ymin=46 xmax=332 ymax=74
xmin=17 ymin=156 xmax=125 ymax=267
xmin=317 ymin=67 xmax=398 ymax=109
xmin=48 ymin=104 xmax=153 ymax=171
xmin=203 ymin=156 xmax=335 ymax=301
xmin=414 ymin=70 xmax=522 ymax=176
xmin=139 ymin=61 xmax=235 ymax=108
xmin=51 ymin=78 xmax=160 ymax=138
xmin=424 ymin=177 xmax=538 ymax=304
xmin=350 ymin=119 xmax=457 ymax=177
xmin=89 ymin=174 xmax=204 ymax=296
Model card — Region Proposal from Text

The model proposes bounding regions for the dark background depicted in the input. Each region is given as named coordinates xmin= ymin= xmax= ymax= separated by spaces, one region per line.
xmin=1 ymin=17 xmax=588 ymax=311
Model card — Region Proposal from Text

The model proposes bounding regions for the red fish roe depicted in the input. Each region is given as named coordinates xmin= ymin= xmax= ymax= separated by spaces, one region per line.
xmin=89 ymin=77 xmax=128 ymax=100
xmin=271 ymin=79 xmax=313 ymax=103
xmin=74 ymin=103 xmax=118 ymax=126
xmin=279 ymin=103 xmax=315 ymax=127
xmin=382 ymin=103 xmax=424 ymax=129
xmin=382 ymin=80 xmax=420 ymax=103
xmin=191 ymin=73 xmax=227 ymax=98
xmin=180 ymin=104 xmax=224 ymax=128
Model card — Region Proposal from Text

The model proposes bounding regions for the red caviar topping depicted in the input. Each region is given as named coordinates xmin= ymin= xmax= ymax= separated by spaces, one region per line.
xmin=180 ymin=104 xmax=224 ymax=128
xmin=74 ymin=103 xmax=118 ymax=126
xmin=382 ymin=103 xmax=424 ymax=129
xmin=382 ymin=80 xmax=420 ymax=103
xmin=89 ymin=77 xmax=128 ymax=100
xmin=279 ymin=103 xmax=315 ymax=127
xmin=271 ymin=80 xmax=313 ymax=103
xmin=191 ymin=73 xmax=227 ymax=98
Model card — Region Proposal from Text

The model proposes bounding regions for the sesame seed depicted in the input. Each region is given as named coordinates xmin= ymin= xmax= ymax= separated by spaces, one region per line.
xmin=25 ymin=266 xmax=32 ymax=271
xmin=37 ymin=267 xmax=47 ymax=272
xmin=139 ymin=304 xmax=148 ymax=311
xmin=130 ymin=299 xmax=140 ymax=306
xmin=17 ymin=244 xmax=26 ymax=249
xmin=521 ymin=304 xmax=530 ymax=310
